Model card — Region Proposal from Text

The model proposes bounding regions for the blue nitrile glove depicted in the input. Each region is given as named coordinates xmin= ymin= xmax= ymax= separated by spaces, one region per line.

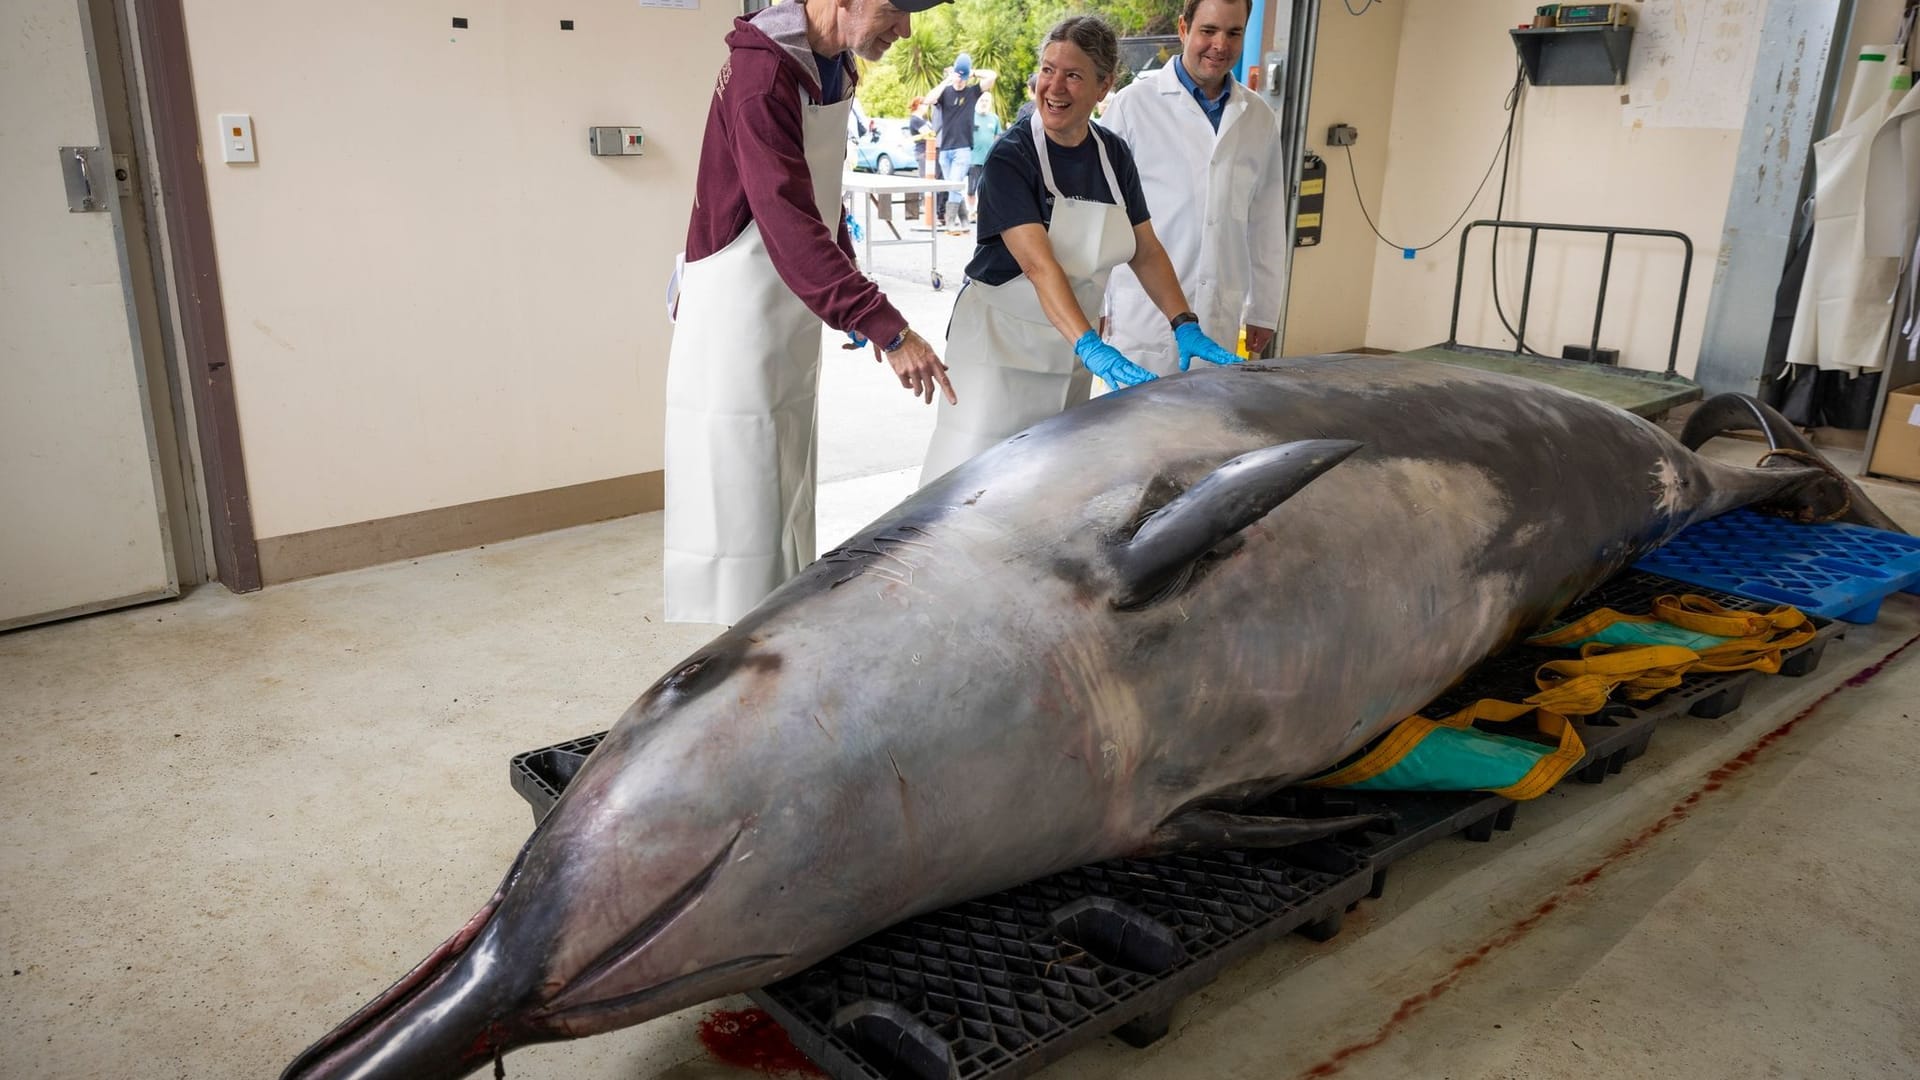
xmin=1073 ymin=330 xmax=1158 ymax=389
xmin=1175 ymin=321 xmax=1245 ymax=371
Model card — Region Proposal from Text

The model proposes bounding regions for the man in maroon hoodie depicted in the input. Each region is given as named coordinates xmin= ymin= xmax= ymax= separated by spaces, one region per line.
xmin=664 ymin=0 xmax=955 ymax=626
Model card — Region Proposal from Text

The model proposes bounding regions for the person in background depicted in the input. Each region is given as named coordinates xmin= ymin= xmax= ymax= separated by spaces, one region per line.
xmin=918 ymin=14 xmax=1239 ymax=485
xmin=665 ymin=0 xmax=958 ymax=626
xmin=1012 ymin=72 xmax=1038 ymax=128
xmin=907 ymin=94 xmax=935 ymax=220
xmin=967 ymin=85 xmax=1004 ymax=223
xmin=1099 ymin=0 xmax=1287 ymax=373
xmin=975 ymin=68 xmax=1000 ymax=119
xmin=932 ymin=53 xmax=983 ymax=233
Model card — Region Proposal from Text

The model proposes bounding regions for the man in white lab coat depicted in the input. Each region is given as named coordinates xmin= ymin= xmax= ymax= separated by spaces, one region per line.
xmin=1100 ymin=0 xmax=1289 ymax=374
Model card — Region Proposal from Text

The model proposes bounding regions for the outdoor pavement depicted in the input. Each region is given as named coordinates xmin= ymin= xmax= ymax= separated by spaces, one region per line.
xmin=817 ymin=198 xmax=979 ymax=545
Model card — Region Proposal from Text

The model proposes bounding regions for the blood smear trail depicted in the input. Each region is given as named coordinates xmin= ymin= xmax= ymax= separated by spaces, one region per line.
xmin=698 ymin=1008 xmax=825 ymax=1076
xmin=1297 ymin=630 xmax=1919 ymax=1079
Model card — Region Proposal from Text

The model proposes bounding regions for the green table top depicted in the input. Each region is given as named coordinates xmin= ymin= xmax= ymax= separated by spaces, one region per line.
xmin=1390 ymin=345 xmax=1703 ymax=419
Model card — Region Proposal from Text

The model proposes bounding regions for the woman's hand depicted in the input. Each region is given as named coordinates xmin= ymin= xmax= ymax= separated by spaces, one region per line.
xmin=1073 ymin=331 xmax=1157 ymax=389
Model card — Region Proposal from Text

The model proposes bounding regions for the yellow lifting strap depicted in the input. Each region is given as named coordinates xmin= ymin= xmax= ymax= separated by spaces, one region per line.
xmin=1304 ymin=701 xmax=1586 ymax=801
xmin=1307 ymin=595 xmax=1813 ymax=801
xmin=1527 ymin=594 xmax=1816 ymax=686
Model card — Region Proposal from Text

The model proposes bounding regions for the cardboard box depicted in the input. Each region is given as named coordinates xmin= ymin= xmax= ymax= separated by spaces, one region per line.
xmin=1868 ymin=388 xmax=1920 ymax=482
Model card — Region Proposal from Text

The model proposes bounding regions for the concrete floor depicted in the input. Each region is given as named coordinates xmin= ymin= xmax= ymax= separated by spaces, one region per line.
xmin=816 ymin=210 xmax=978 ymax=487
xmin=6 ymin=243 xmax=1920 ymax=1079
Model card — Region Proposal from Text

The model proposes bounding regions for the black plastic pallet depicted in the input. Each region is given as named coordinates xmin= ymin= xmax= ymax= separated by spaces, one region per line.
xmin=752 ymin=843 xmax=1374 ymax=1080
xmin=509 ymin=731 xmax=601 ymax=823
xmin=507 ymin=570 xmax=1841 ymax=1080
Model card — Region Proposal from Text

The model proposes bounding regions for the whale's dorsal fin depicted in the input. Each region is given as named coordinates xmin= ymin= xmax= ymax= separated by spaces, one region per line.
xmin=1110 ymin=439 xmax=1361 ymax=608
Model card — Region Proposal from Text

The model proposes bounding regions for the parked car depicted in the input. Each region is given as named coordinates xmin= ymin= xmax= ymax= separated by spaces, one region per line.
xmin=849 ymin=117 xmax=920 ymax=175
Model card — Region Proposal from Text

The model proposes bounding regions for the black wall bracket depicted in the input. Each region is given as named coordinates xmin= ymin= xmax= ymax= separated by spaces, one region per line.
xmin=1510 ymin=26 xmax=1633 ymax=86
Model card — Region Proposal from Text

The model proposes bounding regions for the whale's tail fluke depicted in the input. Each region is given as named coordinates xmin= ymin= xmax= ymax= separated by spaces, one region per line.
xmin=1681 ymin=393 xmax=1906 ymax=534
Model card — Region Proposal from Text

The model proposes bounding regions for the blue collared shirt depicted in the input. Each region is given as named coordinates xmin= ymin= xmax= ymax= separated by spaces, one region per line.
xmin=1171 ymin=56 xmax=1232 ymax=132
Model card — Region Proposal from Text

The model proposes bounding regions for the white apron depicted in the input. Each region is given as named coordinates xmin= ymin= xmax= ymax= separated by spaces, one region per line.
xmin=1784 ymin=47 xmax=1908 ymax=375
xmin=662 ymin=95 xmax=851 ymax=625
xmin=919 ymin=117 xmax=1137 ymax=485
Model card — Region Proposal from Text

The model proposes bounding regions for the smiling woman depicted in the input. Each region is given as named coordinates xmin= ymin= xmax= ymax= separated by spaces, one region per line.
xmin=917 ymin=13 xmax=1244 ymax=486
xmin=1032 ymin=15 xmax=1120 ymax=142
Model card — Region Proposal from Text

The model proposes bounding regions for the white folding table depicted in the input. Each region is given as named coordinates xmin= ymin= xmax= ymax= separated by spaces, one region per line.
xmin=840 ymin=171 xmax=968 ymax=290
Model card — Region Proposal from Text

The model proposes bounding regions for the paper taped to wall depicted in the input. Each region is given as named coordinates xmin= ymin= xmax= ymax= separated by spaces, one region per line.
xmin=1622 ymin=0 xmax=1764 ymax=130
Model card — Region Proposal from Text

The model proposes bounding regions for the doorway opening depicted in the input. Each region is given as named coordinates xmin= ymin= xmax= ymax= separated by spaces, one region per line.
xmin=816 ymin=0 xmax=1316 ymax=547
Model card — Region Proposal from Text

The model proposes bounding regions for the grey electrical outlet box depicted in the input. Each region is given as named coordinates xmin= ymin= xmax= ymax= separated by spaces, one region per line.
xmin=1327 ymin=124 xmax=1358 ymax=146
xmin=590 ymin=127 xmax=645 ymax=156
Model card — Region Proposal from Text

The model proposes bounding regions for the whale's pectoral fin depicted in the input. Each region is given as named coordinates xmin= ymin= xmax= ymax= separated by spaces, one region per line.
xmin=1110 ymin=439 xmax=1363 ymax=608
xmin=1682 ymin=392 xmax=1906 ymax=534
xmin=1144 ymin=809 xmax=1386 ymax=854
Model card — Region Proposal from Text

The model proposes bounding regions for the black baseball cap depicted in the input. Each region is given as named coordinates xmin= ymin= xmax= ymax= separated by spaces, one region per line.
xmin=891 ymin=0 xmax=954 ymax=11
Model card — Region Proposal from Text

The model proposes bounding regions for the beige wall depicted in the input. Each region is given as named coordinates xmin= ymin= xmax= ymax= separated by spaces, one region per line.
xmin=174 ymin=0 xmax=1892 ymax=548
xmin=181 ymin=0 xmax=731 ymax=539
xmin=1280 ymin=0 xmax=1405 ymax=354
xmin=1361 ymin=0 xmax=1751 ymax=376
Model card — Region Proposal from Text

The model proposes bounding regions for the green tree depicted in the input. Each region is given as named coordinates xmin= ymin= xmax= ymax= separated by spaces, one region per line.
xmin=1105 ymin=0 xmax=1182 ymax=36
xmin=857 ymin=0 xmax=1180 ymax=122
xmin=855 ymin=61 xmax=910 ymax=118
xmin=894 ymin=6 xmax=960 ymax=92
xmin=955 ymin=1 xmax=1025 ymax=89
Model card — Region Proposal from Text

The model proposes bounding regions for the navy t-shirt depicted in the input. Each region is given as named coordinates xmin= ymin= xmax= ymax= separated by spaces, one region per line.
xmin=934 ymin=82 xmax=983 ymax=151
xmin=965 ymin=122 xmax=1151 ymax=286
xmin=813 ymin=53 xmax=845 ymax=104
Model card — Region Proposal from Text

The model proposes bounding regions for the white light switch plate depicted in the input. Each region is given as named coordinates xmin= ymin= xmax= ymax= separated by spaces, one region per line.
xmin=219 ymin=113 xmax=256 ymax=163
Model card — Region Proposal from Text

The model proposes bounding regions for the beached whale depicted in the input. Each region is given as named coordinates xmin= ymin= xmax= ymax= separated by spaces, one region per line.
xmin=281 ymin=355 xmax=1895 ymax=1079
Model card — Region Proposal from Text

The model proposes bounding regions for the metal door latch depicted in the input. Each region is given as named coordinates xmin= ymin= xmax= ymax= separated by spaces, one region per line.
xmin=59 ymin=146 xmax=110 ymax=212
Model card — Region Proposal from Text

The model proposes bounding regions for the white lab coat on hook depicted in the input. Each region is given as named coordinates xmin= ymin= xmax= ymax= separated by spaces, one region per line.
xmin=1784 ymin=46 xmax=1913 ymax=375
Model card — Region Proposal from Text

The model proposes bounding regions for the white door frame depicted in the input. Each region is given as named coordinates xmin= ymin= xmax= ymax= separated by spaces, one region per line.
xmin=0 ymin=0 xmax=189 ymax=631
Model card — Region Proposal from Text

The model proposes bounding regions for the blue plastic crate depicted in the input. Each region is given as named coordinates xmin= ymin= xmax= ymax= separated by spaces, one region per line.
xmin=1635 ymin=509 xmax=1920 ymax=623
